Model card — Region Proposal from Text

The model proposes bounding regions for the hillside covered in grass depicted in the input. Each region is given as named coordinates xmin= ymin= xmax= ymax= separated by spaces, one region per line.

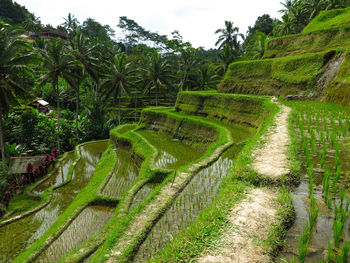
xmin=219 ymin=6 xmax=350 ymax=107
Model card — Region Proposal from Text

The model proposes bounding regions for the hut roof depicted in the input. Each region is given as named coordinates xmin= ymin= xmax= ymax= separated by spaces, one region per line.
xmin=40 ymin=27 xmax=67 ymax=40
xmin=8 ymin=156 xmax=45 ymax=174
xmin=37 ymin=99 xmax=49 ymax=106
xmin=29 ymin=98 xmax=49 ymax=107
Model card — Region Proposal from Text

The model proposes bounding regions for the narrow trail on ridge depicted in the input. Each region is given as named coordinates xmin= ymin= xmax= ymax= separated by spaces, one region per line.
xmin=252 ymin=103 xmax=291 ymax=181
xmin=198 ymin=101 xmax=291 ymax=263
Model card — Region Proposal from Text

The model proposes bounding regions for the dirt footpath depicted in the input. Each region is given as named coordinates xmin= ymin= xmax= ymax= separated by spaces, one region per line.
xmin=198 ymin=188 xmax=278 ymax=263
xmin=252 ymin=104 xmax=291 ymax=180
xmin=198 ymin=102 xmax=291 ymax=263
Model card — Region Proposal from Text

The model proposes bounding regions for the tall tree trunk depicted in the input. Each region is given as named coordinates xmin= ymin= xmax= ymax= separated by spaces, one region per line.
xmin=75 ymin=86 xmax=80 ymax=144
xmin=134 ymin=90 xmax=137 ymax=123
xmin=118 ymin=91 xmax=121 ymax=125
xmin=56 ymin=80 xmax=61 ymax=154
xmin=0 ymin=113 xmax=6 ymax=175
xmin=156 ymin=84 xmax=158 ymax=107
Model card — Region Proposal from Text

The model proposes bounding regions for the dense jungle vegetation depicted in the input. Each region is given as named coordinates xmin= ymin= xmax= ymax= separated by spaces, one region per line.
xmin=1 ymin=0 xmax=349 ymax=211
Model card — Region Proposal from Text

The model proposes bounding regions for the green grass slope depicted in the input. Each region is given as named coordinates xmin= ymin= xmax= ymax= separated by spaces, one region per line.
xmin=219 ymin=50 xmax=335 ymax=97
xmin=265 ymin=7 xmax=350 ymax=58
xmin=265 ymin=27 xmax=350 ymax=58
xmin=220 ymin=6 xmax=350 ymax=107
xmin=303 ymin=7 xmax=350 ymax=33
xmin=175 ymin=90 xmax=266 ymax=128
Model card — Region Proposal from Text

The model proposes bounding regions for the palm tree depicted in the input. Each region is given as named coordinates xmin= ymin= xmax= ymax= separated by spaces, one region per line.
xmin=22 ymin=12 xmax=42 ymax=32
xmin=195 ymin=64 xmax=219 ymax=90
xmin=69 ymin=31 xmax=99 ymax=138
xmin=279 ymin=0 xmax=295 ymax=15
xmin=246 ymin=31 xmax=270 ymax=59
xmin=324 ymin=0 xmax=349 ymax=10
xmin=143 ymin=51 xmax=173 ymax=107
xmin=83 ymin=87 xmax=109 ymax=140
xmin=0 ymin=22 xmax=36 ymax=174
xmin=101 ymin=53 xmax=137 ymax=125
xmin=62 ymin=13 xmax=80 ymax=38
xmin=217 ymin=44 xmax=235 ymax=75
xmin=273 ymin=14 xmax=298 ymax=36
xmin=302 ymin=0 xmax=326 ymax=20
xmin=215 ymin=21 xmax=244 ymax=54
xmin=178 ymin=48 xmax=200 ymax=91
xmin=64 ymin=64 xmax=84 ymax=143
xmin=39 ymin=38 xmax=75 ymax=153
xmin=290 ymin=0 xmax=308 ymax=31
xmin=277 ymin=0 xmax=308 ymax=35
xmin=70 ymin=31 xmax=99 ymax=81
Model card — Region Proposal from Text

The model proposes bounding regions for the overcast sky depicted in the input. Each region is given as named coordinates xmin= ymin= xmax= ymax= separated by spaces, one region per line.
xmin=15 ymin=0 xmax=281 ymax=49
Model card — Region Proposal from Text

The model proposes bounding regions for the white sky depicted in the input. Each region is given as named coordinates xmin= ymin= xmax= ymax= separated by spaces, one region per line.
xmin=15 ymin=0 xmax=281 ymax=49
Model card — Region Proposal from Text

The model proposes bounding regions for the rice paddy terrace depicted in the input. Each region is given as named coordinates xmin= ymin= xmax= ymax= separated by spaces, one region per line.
xmin=2 ymin=6 xmax=350 ymax=263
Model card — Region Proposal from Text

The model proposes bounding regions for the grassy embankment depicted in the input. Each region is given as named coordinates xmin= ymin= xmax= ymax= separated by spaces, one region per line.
xmin=93 ymin=92 xmax=295 ymax=263
xmin=149 ymin=95 xmax=296 ymax=262
xmin=15 ymin=92 xmax=294 ymax=262
xmin=220 ymin=6 xmax=350 ymax=108
xmin=264 ymin=6 xmax=350 ymax=59
xmin=219 ymin=50 xmax=337 ymax=97
xmin=91 ymin=105 xmax=232 ymax=262
xmin=63 ymin=105 xmax=225 ymax=262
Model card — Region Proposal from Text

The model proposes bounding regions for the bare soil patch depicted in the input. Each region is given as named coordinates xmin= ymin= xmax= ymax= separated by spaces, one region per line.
xmin=252 ymin=104 xmax=291 ymax=180
xmin=198 ymin=188 xmax=278 ymax=263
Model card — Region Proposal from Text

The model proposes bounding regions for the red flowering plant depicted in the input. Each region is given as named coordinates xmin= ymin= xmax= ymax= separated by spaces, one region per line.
xmin=26 ymin=162 xmax=33 ymax=174
xmin=12 ymin=179 xmax=19 ymax=190
xmin=43 ymin=154 xmax=50 ymax=165
xmin=2 ymin=151 xmax=59 ymax=208
xmin=49 ymin=155 xmax=55 ymax=164
xmin=52 ymin=148 xmax=58 ymax=158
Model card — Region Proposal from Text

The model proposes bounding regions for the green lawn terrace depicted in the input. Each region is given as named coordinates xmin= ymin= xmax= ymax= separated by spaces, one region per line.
xmin=87 ymin=91 xmax=281 ymax=263
xmin=219 ymin=6 xmax=350 ymax=108
xmin=5 ymin=90 xmax=286 ymax=263
xmin=5 ymin=89 xmax=350 ymax=262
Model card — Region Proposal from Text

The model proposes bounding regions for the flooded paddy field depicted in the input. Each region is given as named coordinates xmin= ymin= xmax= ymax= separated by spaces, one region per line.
xmin=133 ymin=146 xmax=239 ymax=262
xmin=136 ymin=129 xmax=204 ymax=170
xmin=127 ymin=128 xmax=210 ymax=216
xmin=100 ymin=148 xmax=139 ymax=199
xmin=129 ymin=183 xmax=157 ymax=212
xmin=0 ymin=141 xmax=107 ymax=262
xmin=33 ymin=205 xmax=114 ymax=263
xmin=34 ymin=152 xmax=74 ymax=193
xmin=280 ymin=102 xmax=350 ymax=262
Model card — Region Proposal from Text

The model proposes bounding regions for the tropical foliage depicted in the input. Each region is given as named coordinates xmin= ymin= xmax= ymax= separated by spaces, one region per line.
xmin=274 ymin=0 xmax=350 ymax=36
xmin=1 ymin=0 xmax=348 ymax=182
xmin=215 ymin=21 xmax=244 ymax=55
xmin=0 ymin=21 xmax=35 ymax=174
